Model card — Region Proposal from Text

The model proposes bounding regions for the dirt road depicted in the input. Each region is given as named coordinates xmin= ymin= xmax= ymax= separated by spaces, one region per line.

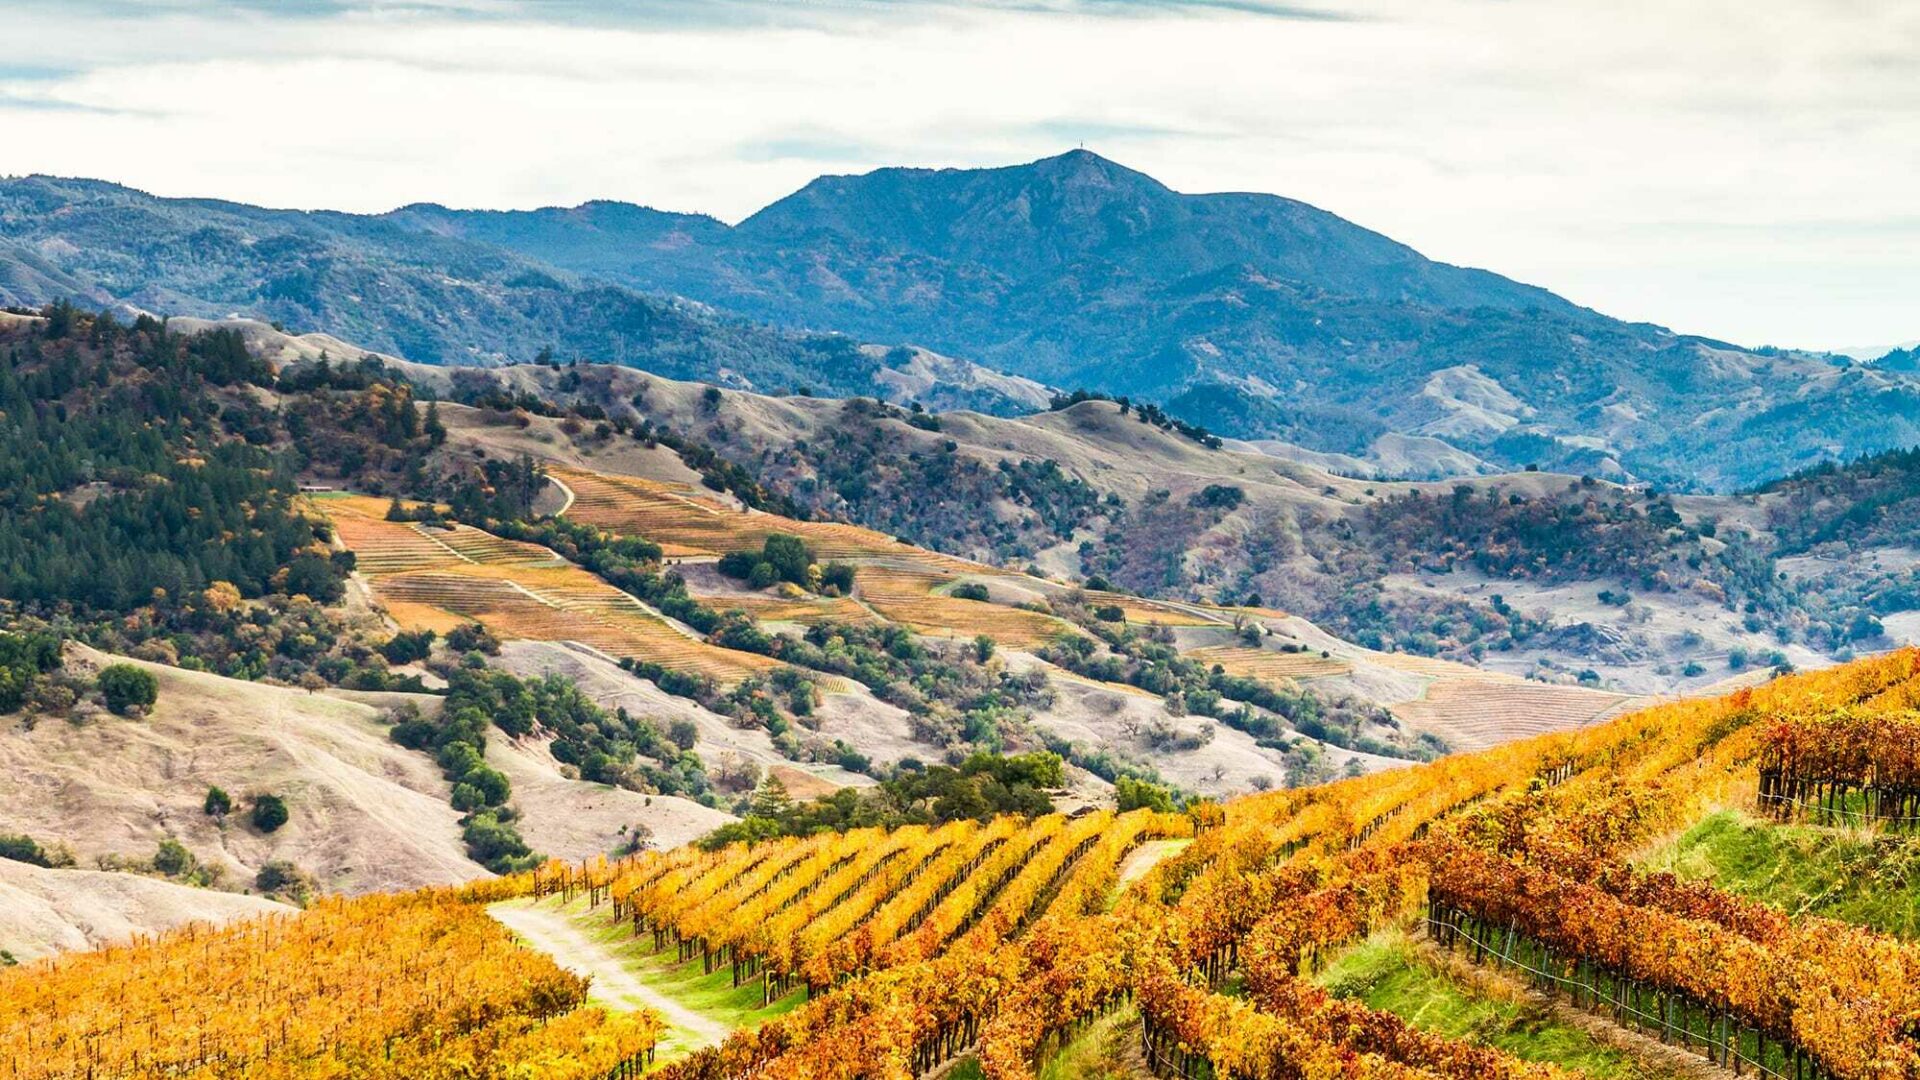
xmin=489 ymin=900 xmax=730 ymax=1048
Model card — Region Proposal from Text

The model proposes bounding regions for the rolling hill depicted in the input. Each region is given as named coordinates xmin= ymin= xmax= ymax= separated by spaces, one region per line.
xmin=382 ymin=337 xmax=1897 ymax=699
xmin=0 ymin=858 xmax=289 ymax=963
xmin=6 ymin=304 xmax=1920 ymax=990
xmin=6 ymin=291 xmax=1920 ymax=1080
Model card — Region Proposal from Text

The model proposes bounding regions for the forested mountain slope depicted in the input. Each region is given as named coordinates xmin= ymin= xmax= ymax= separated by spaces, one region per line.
xmin=0 ymin=177 xmax=886 ymax=399
xmin=386 ymin=151 xmax=1920 ymax=489
xmin=7 ymin=157 xmax=1919 ymax=488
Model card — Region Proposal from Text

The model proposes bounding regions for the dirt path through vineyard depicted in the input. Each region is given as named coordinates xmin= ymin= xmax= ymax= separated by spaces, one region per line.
xmin=489 ymin=900 xmax=730 ymax=1048
xmin=1117 ymin=838 xmax=1191 ymax=891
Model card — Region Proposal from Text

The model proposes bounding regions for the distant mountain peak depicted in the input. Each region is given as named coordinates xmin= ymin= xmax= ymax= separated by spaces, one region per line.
xmin=9 ymin=157 xmax=1891 ymax=490
xmin=1012 ymin=146 xmax=1163 ymax=183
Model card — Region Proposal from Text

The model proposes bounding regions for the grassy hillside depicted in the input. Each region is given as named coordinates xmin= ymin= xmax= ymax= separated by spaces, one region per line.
xmin=1642 ymin=810 xmax=1920 ymax=938
xmin=0 ymin=644 xmax=482 ymax=894
xmin=0 ymin=858 xmax=289 ymax=963
xmin=1315 ymin=932 xmax=1686 ymax=1079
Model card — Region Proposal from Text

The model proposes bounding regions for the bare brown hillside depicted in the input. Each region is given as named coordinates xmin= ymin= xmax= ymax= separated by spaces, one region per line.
xmin=0 ymin=645 xmax=482 ymax=896
xmin=11 ymin=642 xmax=754 ymax=878
xmin=0 ymin=859 xmax=289 ymax=963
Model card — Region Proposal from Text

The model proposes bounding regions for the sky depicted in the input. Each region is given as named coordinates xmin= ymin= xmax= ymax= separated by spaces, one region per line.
xmin=2 ymin=0 xmax=1916 ymax=352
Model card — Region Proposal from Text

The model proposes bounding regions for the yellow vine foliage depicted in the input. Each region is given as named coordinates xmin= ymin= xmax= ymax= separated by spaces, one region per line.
xmin=0 ymin=887 xmax=661 ymax=1080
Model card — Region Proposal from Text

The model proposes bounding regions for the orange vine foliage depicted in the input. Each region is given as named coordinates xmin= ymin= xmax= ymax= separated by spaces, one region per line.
xmin=0 ymin=887 xmax=661 ymax=1080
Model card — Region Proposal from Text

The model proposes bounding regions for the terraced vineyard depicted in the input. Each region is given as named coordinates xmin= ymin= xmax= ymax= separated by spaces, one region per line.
xmin=1184 ymin=644 xmax=1354 ymax=681
xmin=328 ymin=511 xmax=473 ymax=575
xmin=855 ymin=568 xmax=1077 ymax=649
xmin=548 ymin=464 xmax=1084 ymax=648
xmin=323 ymin=502 xmax=780 ymax=684
xmin=328 ymin=507 xmax=561 ymax=576
xmin=707 ymin=594 xmax=878 ymax=626
xmin=1081 ymin=592 xmax=1218 ymax=627
xmin=1389 ymin=676 xmax=1637 ymax=751
xmin=551 ymin=465 xmax=977 ymax=573
xmin=553 ymin=467 xmax=762 ymax=559
xmin=577 ymin=649 xmax=1920 ymax=1080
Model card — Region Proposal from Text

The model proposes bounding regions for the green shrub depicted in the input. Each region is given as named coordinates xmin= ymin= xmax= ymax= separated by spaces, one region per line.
xmin=820 ymin=562 xmax=857 ymax=595
xmin=0 ymin=667 xmax=27 ymax=716
xmin=153 ymin=838 xmax=195 ymax=877
xmin=1189 ymin=484 xmax=1245 ymax=510
xmin=464 ymin=766 xmax=511 ymax=807
xmin=720 ymin=534 xmax=817 ymax=590
xmin=762 ymin=534 xmax=812 ymax=584
xmin=282 ymin=554 xmax=347 ymax=603
xmin=716 ymin=551 xmax=759 ymax=579
xmin=0 ymin=630 xmax=64 ymax=714
xmin=250 ymin=794 xmax=289 ymax=833
xmin=445 ymin=623 xmax=500 ymax=655
xmin=462 ymin=810 xmax=537 ymax=873
xmin=255 ymin=860 xmax=313 ymax=902
xmin=203 ymin=786 xmax=232 ymax=817
xmin=1115 ymin=776 xmax=1176 ymax=812
xmin=951 ymin=582 xmax=991 ymax=602
xmin=98 ymin=663 xmax=158 ymax=716
xmin=668 ymin=719 xmax=699 ymax=751
xmin=0 ymin=833 xmax=52 ymax=867
xmin=380 ymin=629 xmax=436 ymax=665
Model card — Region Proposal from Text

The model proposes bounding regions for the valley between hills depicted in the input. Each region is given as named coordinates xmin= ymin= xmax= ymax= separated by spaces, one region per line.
xmin=3 ymin=306 xmax=1913 ymax=947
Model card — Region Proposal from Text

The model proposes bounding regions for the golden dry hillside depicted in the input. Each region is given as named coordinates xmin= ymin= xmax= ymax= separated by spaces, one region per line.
xmin=0 ymin=859 xmax=290 ymax=963
xmin=0 ymin=641 xmax=732 ymax=931
xmin=324 ymin=495 xmax=784 ymax=686
xmin=0 ymin=644 xmax=482 ymax=896
xmin=319 ymin=447 xmax=1641 ymax=797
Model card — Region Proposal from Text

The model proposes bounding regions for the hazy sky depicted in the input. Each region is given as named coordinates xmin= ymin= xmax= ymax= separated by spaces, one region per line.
xmin=3 ymin=0 xmax=1916 ymax=352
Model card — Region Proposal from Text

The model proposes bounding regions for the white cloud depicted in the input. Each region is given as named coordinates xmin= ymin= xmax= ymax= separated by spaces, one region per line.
xmin=1 ymin=0 xmax=1916 ymax=350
